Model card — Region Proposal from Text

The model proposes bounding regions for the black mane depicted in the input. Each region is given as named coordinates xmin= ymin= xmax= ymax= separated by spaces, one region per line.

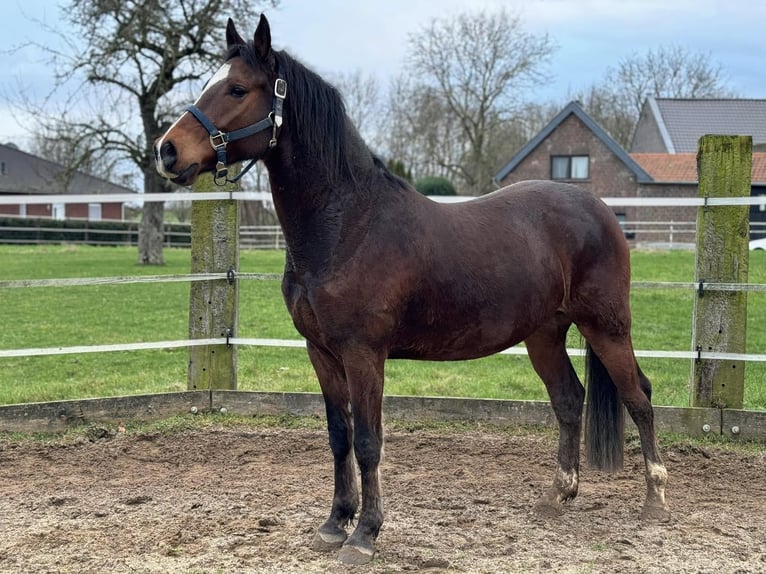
xmin=227 ymin=43 xmax=357 ymax=184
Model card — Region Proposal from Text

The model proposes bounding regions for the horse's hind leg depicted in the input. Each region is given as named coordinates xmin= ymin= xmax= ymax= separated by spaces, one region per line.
xmin=307 ymin=343 xmax=359 ymax=552
xmin=525 ymin=315 xmax=585 ymax=516
xmin=579 ymin=327 xmax=670 ymax=522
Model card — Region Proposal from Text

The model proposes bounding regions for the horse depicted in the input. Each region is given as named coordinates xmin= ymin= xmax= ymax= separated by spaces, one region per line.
xmin=154 ymin=15 xmax=670 ymax=565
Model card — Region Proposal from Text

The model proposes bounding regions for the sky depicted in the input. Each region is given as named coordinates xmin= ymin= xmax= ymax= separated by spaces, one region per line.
xmin=0 ymin=0 xmax=764 ymax=149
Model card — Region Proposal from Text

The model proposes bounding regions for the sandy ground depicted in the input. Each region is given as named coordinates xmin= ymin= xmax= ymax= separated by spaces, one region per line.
xmin=0 ymin=421 xmax=764 ymax=574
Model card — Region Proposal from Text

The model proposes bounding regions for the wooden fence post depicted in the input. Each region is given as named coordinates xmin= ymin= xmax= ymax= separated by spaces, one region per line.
xmin=690 ymin=135 xmax=751 ymax=408
xmin=188 ymin=173 xmax=239 ymax=390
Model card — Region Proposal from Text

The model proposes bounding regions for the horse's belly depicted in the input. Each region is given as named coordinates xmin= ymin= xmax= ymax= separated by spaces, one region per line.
xmin=389 ymin=320 xmax=528 ymax=361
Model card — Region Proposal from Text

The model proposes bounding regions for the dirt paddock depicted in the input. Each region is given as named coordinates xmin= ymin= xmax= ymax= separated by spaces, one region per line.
xmin=0 ymin=421 xmax=764 ymax=573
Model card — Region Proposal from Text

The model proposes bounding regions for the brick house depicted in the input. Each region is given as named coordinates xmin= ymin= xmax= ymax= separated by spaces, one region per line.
xmin=0 ymin=143 xmax=135 ymax=221
xmin=494 ymin=100 xmax=766 ymax=244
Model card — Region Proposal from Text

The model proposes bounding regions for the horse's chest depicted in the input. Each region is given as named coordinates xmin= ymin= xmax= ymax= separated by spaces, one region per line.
xmin=282 ymin=273 xmax=388 ymax=348
xmin=283 ymin=281 xmax=317 ymax=337
xmin=281 ymin=276 xmax=335 ymax=344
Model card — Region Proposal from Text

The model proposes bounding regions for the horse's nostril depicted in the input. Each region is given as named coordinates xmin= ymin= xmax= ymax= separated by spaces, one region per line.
xmin=160 ymin=141 xmax=177 ymax=170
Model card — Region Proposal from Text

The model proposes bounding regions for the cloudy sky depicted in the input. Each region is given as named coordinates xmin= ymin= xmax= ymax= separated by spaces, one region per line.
xmin=0 ymin=0 xmax=763 ymax=147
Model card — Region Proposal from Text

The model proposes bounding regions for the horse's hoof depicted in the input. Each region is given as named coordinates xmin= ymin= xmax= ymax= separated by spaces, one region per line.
xmin=338 ymin=542 xmax=376 ymax=565
xmin=311 ymin=526 xmax=347 ymax=552
xmin=640 ymin=504 xmax=671 ymax=523
xmin=533 ymin=497 xmax=564 ymax=518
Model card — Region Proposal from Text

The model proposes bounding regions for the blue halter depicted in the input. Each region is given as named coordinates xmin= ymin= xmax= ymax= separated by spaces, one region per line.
xmin=186 ymin=77 xmax=287 ymax=186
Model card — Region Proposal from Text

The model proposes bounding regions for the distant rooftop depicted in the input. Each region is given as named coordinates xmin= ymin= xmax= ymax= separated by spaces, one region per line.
xmin=0 ymin=142 xmax=136 ymax=196
xmin=644 ymin=98 xmax=766 ymax=153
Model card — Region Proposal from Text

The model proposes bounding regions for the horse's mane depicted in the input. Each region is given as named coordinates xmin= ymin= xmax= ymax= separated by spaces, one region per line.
xmin=227 ymin=43 xmax=357 ymax=184
xmin=226 ymin=42 xmax=415 ymax=194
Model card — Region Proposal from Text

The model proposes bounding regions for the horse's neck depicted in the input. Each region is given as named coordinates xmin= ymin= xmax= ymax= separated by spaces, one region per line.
xmin=267 ymin=162 xmax=374 ymax=278
xmin=263 ymin=120 xmax=394 ymax=277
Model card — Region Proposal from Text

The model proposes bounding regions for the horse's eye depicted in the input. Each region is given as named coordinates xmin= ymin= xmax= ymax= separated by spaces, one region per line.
xmin=230 ymin=86 xmax=247 ymax=98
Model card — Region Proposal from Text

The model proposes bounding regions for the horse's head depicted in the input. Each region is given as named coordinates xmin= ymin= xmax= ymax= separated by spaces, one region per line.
xmin=154 ymin=15 xmax=285 ymax=186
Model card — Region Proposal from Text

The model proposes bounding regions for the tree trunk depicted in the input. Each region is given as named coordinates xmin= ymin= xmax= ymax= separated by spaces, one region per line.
xmin=138 ymin=168 xmax=167 ymax=265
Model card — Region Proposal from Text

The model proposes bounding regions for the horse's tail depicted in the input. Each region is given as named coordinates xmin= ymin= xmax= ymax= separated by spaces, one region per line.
xmin=584 ymin=344 xmax=624 ymax=472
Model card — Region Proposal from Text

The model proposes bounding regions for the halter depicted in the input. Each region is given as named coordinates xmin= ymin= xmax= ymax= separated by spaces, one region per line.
xmin=186 ymin=77 xmax=287 ymax=186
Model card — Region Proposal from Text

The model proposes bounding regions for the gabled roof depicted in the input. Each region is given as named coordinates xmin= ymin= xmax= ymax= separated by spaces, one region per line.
xmin=494 ymin=100 xmax=653 ymax=184
xmin=0 ymin=143 xmax=136 ymax=196
xmin=632 ymin=152 xmax=766 ymax=184
xmin=639 ymin=97 xmax=766 ymax=153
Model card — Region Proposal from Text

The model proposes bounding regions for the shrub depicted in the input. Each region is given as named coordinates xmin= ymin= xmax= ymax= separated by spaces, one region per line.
xmin=386 ymin=159 xmax=413 ymax=182
xmin=414 ymin=176 xmax=457 ymax=196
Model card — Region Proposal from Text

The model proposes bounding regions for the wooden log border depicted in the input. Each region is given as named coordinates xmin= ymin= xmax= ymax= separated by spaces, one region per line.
xmin=0 ymin=391 xmax=762 ymax=441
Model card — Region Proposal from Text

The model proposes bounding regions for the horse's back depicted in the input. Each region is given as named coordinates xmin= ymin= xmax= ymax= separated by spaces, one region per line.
xmin=420 ymin=180 xmax=628 ymax=275
xmin=462 ymin=180 xmax=622 ymax=242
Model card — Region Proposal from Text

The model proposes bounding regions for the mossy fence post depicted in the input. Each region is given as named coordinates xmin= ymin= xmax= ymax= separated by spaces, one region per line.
xmin=690 ymin=135 xmax=751 ymax=409
xmin=188 ymin=173 xmax=239 ymax=391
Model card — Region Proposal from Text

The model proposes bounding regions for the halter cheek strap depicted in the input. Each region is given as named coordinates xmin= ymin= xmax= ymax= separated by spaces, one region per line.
xmin=186 ymin=76 xmax=287 ymax=186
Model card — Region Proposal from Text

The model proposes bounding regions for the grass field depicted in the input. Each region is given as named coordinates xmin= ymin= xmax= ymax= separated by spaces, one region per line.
xmin=1 ymin=244 xmax=765 ymax=409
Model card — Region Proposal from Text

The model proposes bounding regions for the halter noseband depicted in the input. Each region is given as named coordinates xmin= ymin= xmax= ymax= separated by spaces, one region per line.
xmin=186 ymin=77 xmax=287 ymax=186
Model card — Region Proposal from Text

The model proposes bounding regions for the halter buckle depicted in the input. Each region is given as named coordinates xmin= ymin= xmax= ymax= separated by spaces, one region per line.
xmin=210 ymin=132 xmax=228 ymax=150
xmin=214 ymin=161 xmax=229 ymax=185
xmin=274 ymin=78 xmax=287 ymax=99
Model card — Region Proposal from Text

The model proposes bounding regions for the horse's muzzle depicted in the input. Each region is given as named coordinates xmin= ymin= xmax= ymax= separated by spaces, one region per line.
xmin=154 ymin=141 xmax=199 ymax=185
xmin=155 ymin=141 xmax=179 ymax=179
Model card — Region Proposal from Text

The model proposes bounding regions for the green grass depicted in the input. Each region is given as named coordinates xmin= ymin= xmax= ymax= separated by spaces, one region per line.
xmin=1 ymin=245 xmax=765 ymax=409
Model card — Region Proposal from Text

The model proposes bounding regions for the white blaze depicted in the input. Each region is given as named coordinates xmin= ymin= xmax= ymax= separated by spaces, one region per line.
xmin=195 ymin=62 xmax=232 ymax=103
xmin=155 ymin=62 xmax=233 ymax=178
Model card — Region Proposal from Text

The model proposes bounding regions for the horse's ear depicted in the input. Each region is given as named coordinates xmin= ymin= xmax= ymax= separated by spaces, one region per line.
xmin=253 ymin=14 xmax=274 ymax=66
xmin=226 ymin=18 xmax=246 ymax=48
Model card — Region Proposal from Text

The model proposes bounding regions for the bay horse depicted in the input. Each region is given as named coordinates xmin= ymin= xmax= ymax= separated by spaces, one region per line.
xmin=155 ymin=15 xmax=670 ymax=565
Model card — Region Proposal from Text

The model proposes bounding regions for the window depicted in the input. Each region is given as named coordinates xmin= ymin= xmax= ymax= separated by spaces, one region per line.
xmin=52 ymin=203 xmax=66 ymax=220
xmin=88 ymin=203 xmax=102 ymax=221
xmin=551 ymin=155 xmax=589 ymax=180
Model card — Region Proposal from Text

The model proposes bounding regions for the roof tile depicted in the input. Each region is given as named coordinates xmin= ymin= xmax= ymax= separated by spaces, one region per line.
xmin=631 ymin=152 xmax=766 ymax=184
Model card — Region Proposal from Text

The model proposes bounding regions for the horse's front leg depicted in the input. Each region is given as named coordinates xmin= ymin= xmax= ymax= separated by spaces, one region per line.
xmin=307 ymin=343 xmax=359 ymax=552
xmin=337 ymin=347 xmax=386 ymax=565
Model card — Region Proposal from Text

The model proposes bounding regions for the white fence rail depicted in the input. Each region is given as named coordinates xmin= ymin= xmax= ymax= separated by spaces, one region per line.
xmin=2 ymin=191 xmax=766 ymax=207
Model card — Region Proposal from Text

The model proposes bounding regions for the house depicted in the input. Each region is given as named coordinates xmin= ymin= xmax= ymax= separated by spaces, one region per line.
xmin=494 ymin=100 xmax=766 ymax=244
xmin=0 ymin=143 xmax=136 ymax=221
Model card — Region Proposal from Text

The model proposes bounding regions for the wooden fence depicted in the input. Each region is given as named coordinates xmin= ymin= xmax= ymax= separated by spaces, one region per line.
xmin=0 ymin=219 xmax=285 ymax=250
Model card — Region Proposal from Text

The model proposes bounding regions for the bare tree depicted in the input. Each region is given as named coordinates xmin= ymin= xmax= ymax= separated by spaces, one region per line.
xmin=30 ymin=127 xmax=128 ymax=194
xmin=23 ymin=0 xmax=277 ymax=264
xmin=611 ymin=44 xmax=735 ymax=118
xmin=397 ymin=9 xmax=555 ymax=195
xmin=330 ymin=70 xmax=384 ymax=151
xmin=385 ymin=76 xmax=464 ymax=182
xmin=577 ymin=44 xmax=736 ymax=148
